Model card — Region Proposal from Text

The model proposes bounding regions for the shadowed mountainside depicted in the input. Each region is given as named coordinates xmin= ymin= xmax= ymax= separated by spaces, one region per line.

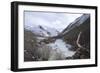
xmin=61 ymin=14 xmax=90 ymax=59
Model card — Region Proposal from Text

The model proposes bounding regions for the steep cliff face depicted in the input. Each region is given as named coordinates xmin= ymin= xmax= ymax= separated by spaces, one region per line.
xmin=61 ymin=14 xmax=90 ymax=59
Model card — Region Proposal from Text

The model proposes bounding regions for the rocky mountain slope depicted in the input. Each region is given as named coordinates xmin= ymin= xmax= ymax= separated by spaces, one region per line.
xmin=61 ymin=14 xmax=90 ymax=59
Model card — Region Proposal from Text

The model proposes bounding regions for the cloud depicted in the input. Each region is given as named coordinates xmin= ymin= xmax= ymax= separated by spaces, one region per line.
xmin=24 ymin=11 xmax=82 ymax=32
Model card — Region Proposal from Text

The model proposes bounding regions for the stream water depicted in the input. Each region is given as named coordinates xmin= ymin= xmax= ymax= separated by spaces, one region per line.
xmin=47 ymin=39 xmax=76 ymax=57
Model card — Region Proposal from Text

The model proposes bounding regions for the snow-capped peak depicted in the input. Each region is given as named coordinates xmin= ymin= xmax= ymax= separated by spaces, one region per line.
xmin=25 ymin=24 xmax=59 ymax=37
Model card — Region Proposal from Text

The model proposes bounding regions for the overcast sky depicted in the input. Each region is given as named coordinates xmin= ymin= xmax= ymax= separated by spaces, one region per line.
xmin=24 ymin=11 xmax=83 ymax=32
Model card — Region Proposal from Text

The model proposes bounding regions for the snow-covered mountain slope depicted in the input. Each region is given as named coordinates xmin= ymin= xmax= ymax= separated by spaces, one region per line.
xmin=25 ymin=25 xmax=59 ymax=37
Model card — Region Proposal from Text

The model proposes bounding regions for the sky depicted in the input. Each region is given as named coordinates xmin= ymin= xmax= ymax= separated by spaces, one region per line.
xmin=24 ymin=11 xmax=83 ymax=32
